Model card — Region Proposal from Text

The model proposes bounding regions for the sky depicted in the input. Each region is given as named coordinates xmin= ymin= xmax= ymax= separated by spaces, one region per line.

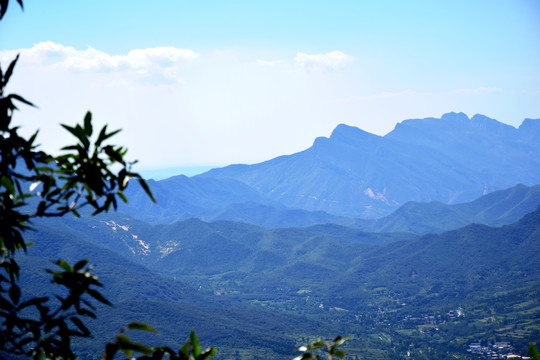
xmin=1 ymin=0 xmax=539 ymax=179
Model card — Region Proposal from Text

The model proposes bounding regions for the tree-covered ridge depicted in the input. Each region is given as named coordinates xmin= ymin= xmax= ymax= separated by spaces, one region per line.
xmin=20 ymin=201 xmax=540 ymax=358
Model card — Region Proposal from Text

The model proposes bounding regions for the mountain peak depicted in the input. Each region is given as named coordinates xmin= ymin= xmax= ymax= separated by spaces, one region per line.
xmin=518 ymin=118 xmax=540 ymax=144
xmin=441 ymin=112 xmax=470 ymax=122
xmin=519 ymin=118 xmax=540 ymax=131
xmin=328 ymin=123 xmax=380 ymax=145
xmin=469 ymin=113 xmax=517 ymax=135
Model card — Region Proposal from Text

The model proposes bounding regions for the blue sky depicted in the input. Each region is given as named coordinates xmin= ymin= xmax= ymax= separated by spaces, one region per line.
xmin=1 ymin=0 xmax=539 ymax=178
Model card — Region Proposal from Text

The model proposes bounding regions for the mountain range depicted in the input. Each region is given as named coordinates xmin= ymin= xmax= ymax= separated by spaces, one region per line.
xmin=122 ymin=112 xmax=540 ymax=223
xmin=16 ymin=111 xmax=540 ymax=359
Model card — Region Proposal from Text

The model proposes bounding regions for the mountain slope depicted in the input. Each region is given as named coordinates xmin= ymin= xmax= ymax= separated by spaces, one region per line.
xmin=120 ymin=174 xmax=277 ymax=223
xmin=117 ymin=113 xmax=539 ymax=222
xmin=19 ymin=204 xmax=540 ymax=358
xmin=333 ymin=206 xmax=540 ymax=312
xmin=17 ymin=221 xmax=332 ymax=359
xmin=197 ymin=183 xmax=540 ymax=233
xmin=199 ymin=113 xmax=540 ymax=218
xmin=367 ymin=183 xmax=540 ymax=233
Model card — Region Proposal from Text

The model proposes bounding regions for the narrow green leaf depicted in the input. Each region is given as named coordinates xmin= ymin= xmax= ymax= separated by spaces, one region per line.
xmin=117 ymin=191 xmax=128 ymax=203
xmin=190 ymin=330 xmax=201 ymax=357
xmin=4 ymin=54 xmax=19 ymax=84
xmin=306 ymin=340 xmax=324 ymax=351
xmin=103 ymin=342 xmax=119 ymax=360
xmin=120 ymin=348 xmax=133 ymax=358
xmin=19 ymin=296 xmax=48 ymax=309
xmin=333 ymin=336 xmax=349 ymax=347
xmin=60 ymin=144 xmax=80 ymax=151
xmin=180 ymin=341 xmax=190 ymax=355
xmin=84 ymin=111 xmax=93 ymax=136
xmin=61 ymin=123 xmax=80 ymax=139
xmin=530 ymin=343 xmax=540 ymax=360
xmin=333 ymin=349 xmax=346 ymax=358
xmin=128 ymin=322 xmax=158 ymax=333
xmin=96 ymin=126 xmax=121 ymax=147
xmin=199 ymin=347 xmax=218 ymax=360
xmin=76 ymin=308 xmax=97 ymax=318
xmin=56 ymin=259 xmax=72 ymax=272
xmin=95 ymin=125 xmax=108 ymax=148
xmin=73 ymin=259 xmax=88 ymax=271
xmin=117 ymin=335 xmax=153 ymax=355
xmin=1 ymin=175 xmax=16 ymax=194
xmin=9 ymin=93 xmax=35 ymax=107
xmin=36 ymin=349 xmax=45 ymax=360
xmin=70 ymin=317 xmax=91 ymax=337
xmin=87 ymin=288 xmax=111 ymax=306
xmin=0 ymin=0 xmax=8 ymax=21
xmin=138 ymin=178 xmax=156 ymax=203
xmin=104 ymin=146 xmax=124 ymax=163
xmin=9 ymin=283 xmax=21 ymax=304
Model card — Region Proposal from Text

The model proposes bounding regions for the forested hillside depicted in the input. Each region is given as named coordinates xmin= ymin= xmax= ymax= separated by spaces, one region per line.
xmin=21 ymin=200 xmax=540 ymax=358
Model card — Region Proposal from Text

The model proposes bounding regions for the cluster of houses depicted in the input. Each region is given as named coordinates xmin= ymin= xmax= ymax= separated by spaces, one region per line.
xmin=468 ymin=342 xmax=530 ymax=359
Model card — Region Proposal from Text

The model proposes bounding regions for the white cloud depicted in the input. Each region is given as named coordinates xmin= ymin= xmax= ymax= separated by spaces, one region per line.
xmin=0 ymin=41 xmax=199 ymax=81
xmin=2 ymin=42 xmax=536 ymax=170
xmin=294 ymin=51 xmax=354 ymax=69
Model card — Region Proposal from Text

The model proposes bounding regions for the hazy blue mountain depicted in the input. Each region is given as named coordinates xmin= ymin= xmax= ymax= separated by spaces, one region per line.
xmin=366 ymin=183 xmax=540 ymax=233
xmin=120 ymin=173 xmax=277 ymax=223
xmin=121 ymin=113 xmax=539 ymax=223
xmin=385 ymin=113 xmax=540 ymax=189
xmin=200 ymin=113 xmax=540 ymax=218
xmin=197 ymin=201 xmax=367 ymax=228
xmin=187 ymin=183 xmax=540 ymax=233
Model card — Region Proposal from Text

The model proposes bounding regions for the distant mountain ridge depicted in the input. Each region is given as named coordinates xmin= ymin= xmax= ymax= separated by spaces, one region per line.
xmin=367 ymin=183 xmax=540 ymax=233
xmin=52 ymin=184 xmax=540 ymax=273
xmin=201 ymin=112 xmax=540 ymax=217
xmin=188 ymin=183 xmax=540 ymax=233
xmin=122 ymin=112 xmax=540 ymax=221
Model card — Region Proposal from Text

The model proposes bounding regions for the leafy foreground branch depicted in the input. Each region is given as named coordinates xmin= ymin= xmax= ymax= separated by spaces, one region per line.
xmin=0 ymin=55 xmax=223 ymax=360
xmin=0 ymin=2 xmax=350 ymax=359
xmin=0 ymin=52 xmax=161 ymax=358
xmin=103 ymin=326 xmax=217 ymax=360
xmin=0 ymin=53 xmax=349 ymax=360
xmin=294 ymin=336 xmax=349 ymax=360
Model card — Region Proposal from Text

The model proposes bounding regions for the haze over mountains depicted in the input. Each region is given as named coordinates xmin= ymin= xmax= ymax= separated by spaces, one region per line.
xmin=16 ymin=111 xmax=540 ymax=359
xmin=123 ymin=112 xmax=540 ymax=223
